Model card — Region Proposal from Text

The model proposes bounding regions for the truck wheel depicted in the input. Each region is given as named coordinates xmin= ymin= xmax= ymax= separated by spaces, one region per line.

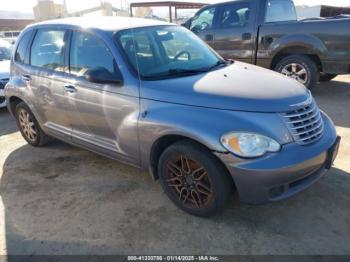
xmin=319 ymin=73 xmax=337 ymax=82
xmin=158 ymin=140 xmax=234 ymax=217
xmin=15 ymin=102 xmax=52 ymax=147
xmin=275 ymin=55 xmax=319 ymax=89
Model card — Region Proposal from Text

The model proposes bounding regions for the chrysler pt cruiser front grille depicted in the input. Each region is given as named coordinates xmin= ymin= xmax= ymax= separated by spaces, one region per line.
xmin=283 ymin=100 xmax=324 ymax=145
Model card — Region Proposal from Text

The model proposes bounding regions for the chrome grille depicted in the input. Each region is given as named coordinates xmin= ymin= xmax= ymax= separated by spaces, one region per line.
xmin=282 ymin=100 xmax=324 ymax=145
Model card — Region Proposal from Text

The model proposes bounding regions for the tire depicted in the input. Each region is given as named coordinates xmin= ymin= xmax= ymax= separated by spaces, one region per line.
xmin=275 ymin=55 xmax=319 ymax=89
xmin=15 ymin=102 xmax=52 ymax=147
xmin=158 ymin=140 xmax=234 ymax=217
xmin=319 ymin=73 xmax=337 ymax=82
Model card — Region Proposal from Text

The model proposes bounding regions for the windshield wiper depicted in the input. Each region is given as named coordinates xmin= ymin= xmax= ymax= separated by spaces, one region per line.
xmin=166 ymin=68 xmax=208 ymax=75
xmin=143 ymin=68 xmax=207 ymax=79
xmin=142 ymin=60 xmax=234 ymax=80
xmin=205 ymin=59 xmax=233 ymax=72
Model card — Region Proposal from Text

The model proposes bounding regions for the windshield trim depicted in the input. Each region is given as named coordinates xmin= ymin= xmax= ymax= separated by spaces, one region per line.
xmin=114 ymin=25 xmax=225 ymax=81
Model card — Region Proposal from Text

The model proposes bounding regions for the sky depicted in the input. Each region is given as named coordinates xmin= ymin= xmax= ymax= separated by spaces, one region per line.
xmin=0 ymin=0 xmax=349 ymax=13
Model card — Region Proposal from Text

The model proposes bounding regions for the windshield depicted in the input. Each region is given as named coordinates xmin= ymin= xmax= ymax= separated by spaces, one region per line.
xmin=0 ymin=40 xmax=12 ymax=60
xmin=116 ymin=25 xmax=225 ymax=80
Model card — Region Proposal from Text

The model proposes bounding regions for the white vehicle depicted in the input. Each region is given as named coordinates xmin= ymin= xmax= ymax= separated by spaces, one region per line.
xmin=0 ymin=31 xmax=20 ymax=44
xmin=0 ymin=39 xmax=11 ymax=108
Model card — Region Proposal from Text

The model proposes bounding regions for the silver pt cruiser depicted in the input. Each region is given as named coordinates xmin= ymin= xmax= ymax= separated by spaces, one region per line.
xmin=5 ymin=17 xmax=340 ymax=216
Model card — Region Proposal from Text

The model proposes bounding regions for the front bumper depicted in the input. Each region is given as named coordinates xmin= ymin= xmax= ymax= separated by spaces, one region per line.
xmin=216 ymin=113 xmax=339 ymax=205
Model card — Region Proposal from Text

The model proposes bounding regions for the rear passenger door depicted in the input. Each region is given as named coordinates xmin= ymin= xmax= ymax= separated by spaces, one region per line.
xmin=63 ymin=30 xmax=140 ymax=165
xmin=27 ymin=29 xmax=72 ymax=140
xmin=211 ymin=1 xmax=256 ymax=63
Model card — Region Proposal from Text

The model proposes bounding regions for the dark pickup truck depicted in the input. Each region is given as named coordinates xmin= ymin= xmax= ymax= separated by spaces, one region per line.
xmin=183 ymin=0 xmax=350 ymax=88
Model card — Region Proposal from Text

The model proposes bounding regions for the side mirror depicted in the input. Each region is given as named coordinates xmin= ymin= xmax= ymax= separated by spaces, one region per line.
xmin=84 ymin=67 xmax=123 ymax=86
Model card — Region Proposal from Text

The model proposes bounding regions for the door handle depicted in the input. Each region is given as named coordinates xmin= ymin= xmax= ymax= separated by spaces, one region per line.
xmin=205 ymin=34 xmax=213 ymax=41
xmin=22 ymin=74 xmax=31 ymax=81
xmin=242 ymin=33 xmax=252 ymax=40
xmin=64 ymin=84 xmax=77 ymax=93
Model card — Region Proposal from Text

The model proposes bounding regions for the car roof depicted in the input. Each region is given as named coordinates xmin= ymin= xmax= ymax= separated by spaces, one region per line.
xmin=28 ymin=17 xmax=174 ymax=32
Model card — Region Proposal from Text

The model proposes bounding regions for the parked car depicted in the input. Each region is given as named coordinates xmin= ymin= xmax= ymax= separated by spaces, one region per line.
xmin=0 ymin=39 xmax=11 ymax=108
xmin=182 ymin=0 xmax=350 ymax=88
xmin=5 ymin=17 xmax=340 ymax=216
xmin=0 ymin=31 xmax=20 ymax=44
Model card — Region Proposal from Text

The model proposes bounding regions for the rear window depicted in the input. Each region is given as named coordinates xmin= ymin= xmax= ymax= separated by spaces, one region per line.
xmin=265 ymin=0 xmax=297 ymax=22
xmin=30 ymin=29 xmax=66 ymax=71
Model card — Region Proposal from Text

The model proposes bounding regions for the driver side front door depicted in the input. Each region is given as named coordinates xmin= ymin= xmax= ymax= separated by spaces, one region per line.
xmin=189 ymin=6 xmax=219 ymax=47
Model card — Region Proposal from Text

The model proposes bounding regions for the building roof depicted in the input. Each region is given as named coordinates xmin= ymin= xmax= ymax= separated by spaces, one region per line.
xmin=27 ymin=16 xmax=173 ymax=31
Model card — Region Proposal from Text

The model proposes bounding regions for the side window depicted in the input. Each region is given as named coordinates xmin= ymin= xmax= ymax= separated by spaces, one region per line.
xmin=30 ymin=30 xmax=66 ymax=71
xmin=219 ymin=3 xmax=251 ymax=28
xmin=265 ymin=0 xmax=297 ymax=22
xmin=190 ymin=7 xmax=216 ymax=33
xmin=70 ymin=31 xmax=116 ymax=76
xmin=15 ymin=31 xmax=32 ymax=64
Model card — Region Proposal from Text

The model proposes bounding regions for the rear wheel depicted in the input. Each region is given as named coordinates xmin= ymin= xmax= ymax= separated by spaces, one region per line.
xmin=15 ymin=102 xmax=52 ymax=146
xmin=275 ymin=55 xmax=319 ymax=89
xmin=158 ymin=141 xmax=233 ymax=217
xmin=319 ymin=73 xmax=337 ymax=82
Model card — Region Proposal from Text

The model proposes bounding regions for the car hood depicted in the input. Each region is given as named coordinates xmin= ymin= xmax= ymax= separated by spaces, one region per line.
xmin=0 ymin=60 xmax=10 ymax=79
xmin=140 ymin=61 xmax=310 ymax=113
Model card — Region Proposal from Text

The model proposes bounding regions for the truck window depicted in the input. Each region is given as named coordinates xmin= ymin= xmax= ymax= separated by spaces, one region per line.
xmin=219 ymin=3 xmax=251 ymax=28
xmin=265 ymin=0 xmax=297 ymax=23
xmin=190 ymin=7 xmax=216 ymax=33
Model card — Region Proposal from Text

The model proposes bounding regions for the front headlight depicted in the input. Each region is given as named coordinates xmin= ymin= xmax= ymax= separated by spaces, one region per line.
xmin=220 ymin=132 xmax=281 ymax=158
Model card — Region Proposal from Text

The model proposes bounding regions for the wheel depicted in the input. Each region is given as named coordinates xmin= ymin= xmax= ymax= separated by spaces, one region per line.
xmin=275 ymin=55 xmax=319 ymax=89
xmin=319 ymin=73 xmax=337 ymax=82
xmin=158 ymin=140 xmax=233 ymax=217
xmin=15 ymin=102 xmax=52 ymax=146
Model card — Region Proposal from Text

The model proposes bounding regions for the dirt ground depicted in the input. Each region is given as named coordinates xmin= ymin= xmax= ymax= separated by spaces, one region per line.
xmin=0 ymin=76 xmax=349 ymax=255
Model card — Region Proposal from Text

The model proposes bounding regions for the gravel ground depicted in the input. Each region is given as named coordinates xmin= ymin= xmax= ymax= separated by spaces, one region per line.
xmin=0 ymin=76 xmax=349 ymax=255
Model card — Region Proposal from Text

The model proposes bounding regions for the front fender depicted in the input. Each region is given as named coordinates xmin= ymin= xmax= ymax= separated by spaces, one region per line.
xmin=139 ymin=99 xmax=293 ymax=171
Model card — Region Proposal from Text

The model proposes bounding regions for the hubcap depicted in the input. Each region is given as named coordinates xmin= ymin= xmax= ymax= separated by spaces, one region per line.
xmin=281 ymin=63 xmax=308 ymax=85
xmin=18 ymin=108 xmax=37 ymax=142
xmin=166 ymin=156 xmax=213 ymax=209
